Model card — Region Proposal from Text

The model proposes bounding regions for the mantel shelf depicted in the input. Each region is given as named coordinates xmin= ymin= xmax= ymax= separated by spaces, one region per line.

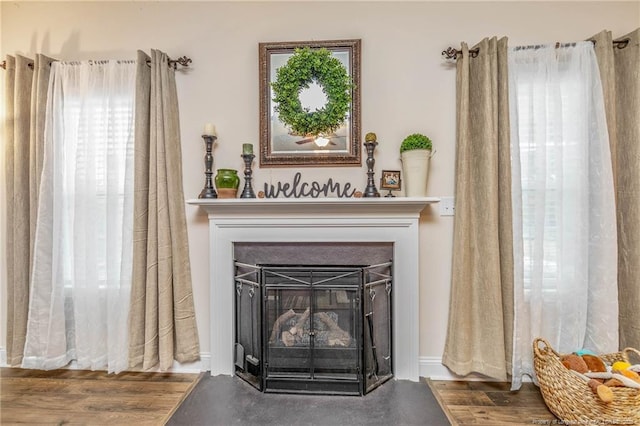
xmin=187 ymin=196 xmax=440 ymax=216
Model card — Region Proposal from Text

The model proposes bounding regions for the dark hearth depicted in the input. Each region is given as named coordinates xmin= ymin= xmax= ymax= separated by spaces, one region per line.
xmin=234 ymin=263 xmax=393 ymax=395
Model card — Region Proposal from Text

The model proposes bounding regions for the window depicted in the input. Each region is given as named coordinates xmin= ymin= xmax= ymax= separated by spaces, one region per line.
xmin=24 ymin=60 xmax=137 ymax=373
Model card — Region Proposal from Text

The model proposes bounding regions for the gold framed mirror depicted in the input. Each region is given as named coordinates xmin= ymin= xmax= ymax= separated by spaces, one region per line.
xmin=259 ymin=39 xmax=361 ymax=167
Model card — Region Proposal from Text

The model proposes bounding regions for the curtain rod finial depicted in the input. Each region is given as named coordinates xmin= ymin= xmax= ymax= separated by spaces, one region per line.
xmin=170 ymin=56 xmax=192 ymax=69
xmin=442 ymin=47 xmax=459 ymax=60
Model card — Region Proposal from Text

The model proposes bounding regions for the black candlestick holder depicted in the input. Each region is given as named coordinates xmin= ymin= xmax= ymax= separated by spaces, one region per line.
xmin=240 ymin=153 xmax=256 ymax=198
xmin=363 ymin=138 xmax=380 ymax=198
xmin=198 ymin=134 xmax=218 ymax=199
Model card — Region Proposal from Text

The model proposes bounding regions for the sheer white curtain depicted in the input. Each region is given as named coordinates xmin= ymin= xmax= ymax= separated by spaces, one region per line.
xmin=22 ymin=60 xmax=136 ymax=373
xmin=509 ymin=42 xmax=618 ymax=390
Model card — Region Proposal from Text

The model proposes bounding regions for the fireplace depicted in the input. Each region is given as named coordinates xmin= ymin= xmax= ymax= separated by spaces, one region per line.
xmin=188 ymin=197 xmax=438 ymax=383
xmin=234 ymin=260 xmax=393 ymax=395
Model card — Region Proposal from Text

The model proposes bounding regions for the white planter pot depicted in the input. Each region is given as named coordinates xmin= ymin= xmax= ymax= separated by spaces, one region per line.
xmin=401 ymin=149 xmax=432 ymax=197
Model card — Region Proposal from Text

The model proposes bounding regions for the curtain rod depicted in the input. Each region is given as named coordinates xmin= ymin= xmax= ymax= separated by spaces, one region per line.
xmin=442 ymin=38 xmax=630 ymax=60
xmin=0 ymin=55 xmax=193 ymax=70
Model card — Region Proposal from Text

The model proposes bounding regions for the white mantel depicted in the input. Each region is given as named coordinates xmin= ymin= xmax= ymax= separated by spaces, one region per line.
xmin=188 ymin=197 xmax=439 ymax=382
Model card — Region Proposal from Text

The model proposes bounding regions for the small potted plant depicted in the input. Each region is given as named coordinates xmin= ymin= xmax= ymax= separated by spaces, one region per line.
xmin=400 ymin=133 xmax=433 ymax=197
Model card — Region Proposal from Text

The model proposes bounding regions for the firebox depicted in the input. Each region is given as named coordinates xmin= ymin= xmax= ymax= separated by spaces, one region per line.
xmin=234 ymin=262 xmax=393 ymax=395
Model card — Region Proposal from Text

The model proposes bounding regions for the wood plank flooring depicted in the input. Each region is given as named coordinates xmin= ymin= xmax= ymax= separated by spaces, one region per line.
xmin=428 ymin=380 xmax=557 ymax=425
xmin=0 ymin=368 xmax=201 ymax=425
xmin=1 ymin=367 xmax=559 ymax=425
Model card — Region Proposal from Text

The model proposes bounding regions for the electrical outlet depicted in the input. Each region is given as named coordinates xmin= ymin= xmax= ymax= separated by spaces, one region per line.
xmin=440 ymin=196 xmax=455 ymax=216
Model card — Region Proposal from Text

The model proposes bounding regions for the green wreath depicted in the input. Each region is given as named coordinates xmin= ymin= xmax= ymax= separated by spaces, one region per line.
xmin=271 ymin=47 xmax=352 ymax=137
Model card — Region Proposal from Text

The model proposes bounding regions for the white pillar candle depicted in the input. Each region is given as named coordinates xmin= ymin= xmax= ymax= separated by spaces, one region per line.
xmin=204 ymin=123 xmax=217 ymax=137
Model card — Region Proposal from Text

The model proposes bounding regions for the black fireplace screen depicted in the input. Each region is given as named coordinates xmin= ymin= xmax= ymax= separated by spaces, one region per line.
xmin=234 ymin=262 xmax=393 ymax=396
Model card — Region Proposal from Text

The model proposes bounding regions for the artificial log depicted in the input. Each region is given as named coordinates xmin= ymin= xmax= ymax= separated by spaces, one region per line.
xmin=270 ymin=308 xmax=352 ymax=347
xmin=269 ymin=309 xmax=296 ymax=343
xmin=316 ymin=311 xmax=351 ymax=347
xmin=282 ymin=308 xmax=310 ymax=347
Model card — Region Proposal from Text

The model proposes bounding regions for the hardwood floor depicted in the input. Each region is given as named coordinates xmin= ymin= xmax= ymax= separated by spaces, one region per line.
xmin=428 ymin=379 xmax=557 ymax=425
xmin=1 ymin=367 xmax=558 ymax=426
xmin=0 ymin=368 xmax=201 ymax=425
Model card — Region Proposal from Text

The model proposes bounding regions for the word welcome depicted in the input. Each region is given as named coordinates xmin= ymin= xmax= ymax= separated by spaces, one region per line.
xmin=263 ymin=172 xmax=356 ymax=198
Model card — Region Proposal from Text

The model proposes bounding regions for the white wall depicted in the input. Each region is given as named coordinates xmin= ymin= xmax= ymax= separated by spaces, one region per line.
xmin=0 ymin=0 xmax=5 ymax=366
xmin=1 ymin=1 xmax=638 ymax=374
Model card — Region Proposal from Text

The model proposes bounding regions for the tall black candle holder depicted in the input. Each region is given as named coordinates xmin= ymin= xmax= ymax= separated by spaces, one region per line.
xmin=363 ymin=133 xmax=380 ymax=198
xmin=240 ymin=153 xmax=256 ymax=198
xmin=198 ymin=134 xmax=218 ymax=199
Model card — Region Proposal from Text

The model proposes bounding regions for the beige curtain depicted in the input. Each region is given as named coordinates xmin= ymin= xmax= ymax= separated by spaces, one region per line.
xmin=592 ymin=28 xmax=640 ymax=349
xmin=128 ymin=50 xmax=200 ymax=370
xmin=442 ymin=38 xmax=514 ymax=380
xmin=4 ymin=54 xmax=52 ymax=366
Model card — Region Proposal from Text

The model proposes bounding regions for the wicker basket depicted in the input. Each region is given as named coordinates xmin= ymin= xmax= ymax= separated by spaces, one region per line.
xmin=533 ymin=337 xmax=640 ymax=424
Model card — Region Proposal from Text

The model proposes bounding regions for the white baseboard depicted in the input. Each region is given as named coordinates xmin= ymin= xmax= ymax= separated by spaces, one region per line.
xmin=168 ymin=353 xmax=210 ymax=373
xmin=419 ymin=356 xmax=502 ymax=381
xmin=419 ymin=356 xmax=532 ymax=383
xmin=2 ymin=350 xmax=523 ymax=382
xmin=0 ymin=347 xmax=210 ymax=374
